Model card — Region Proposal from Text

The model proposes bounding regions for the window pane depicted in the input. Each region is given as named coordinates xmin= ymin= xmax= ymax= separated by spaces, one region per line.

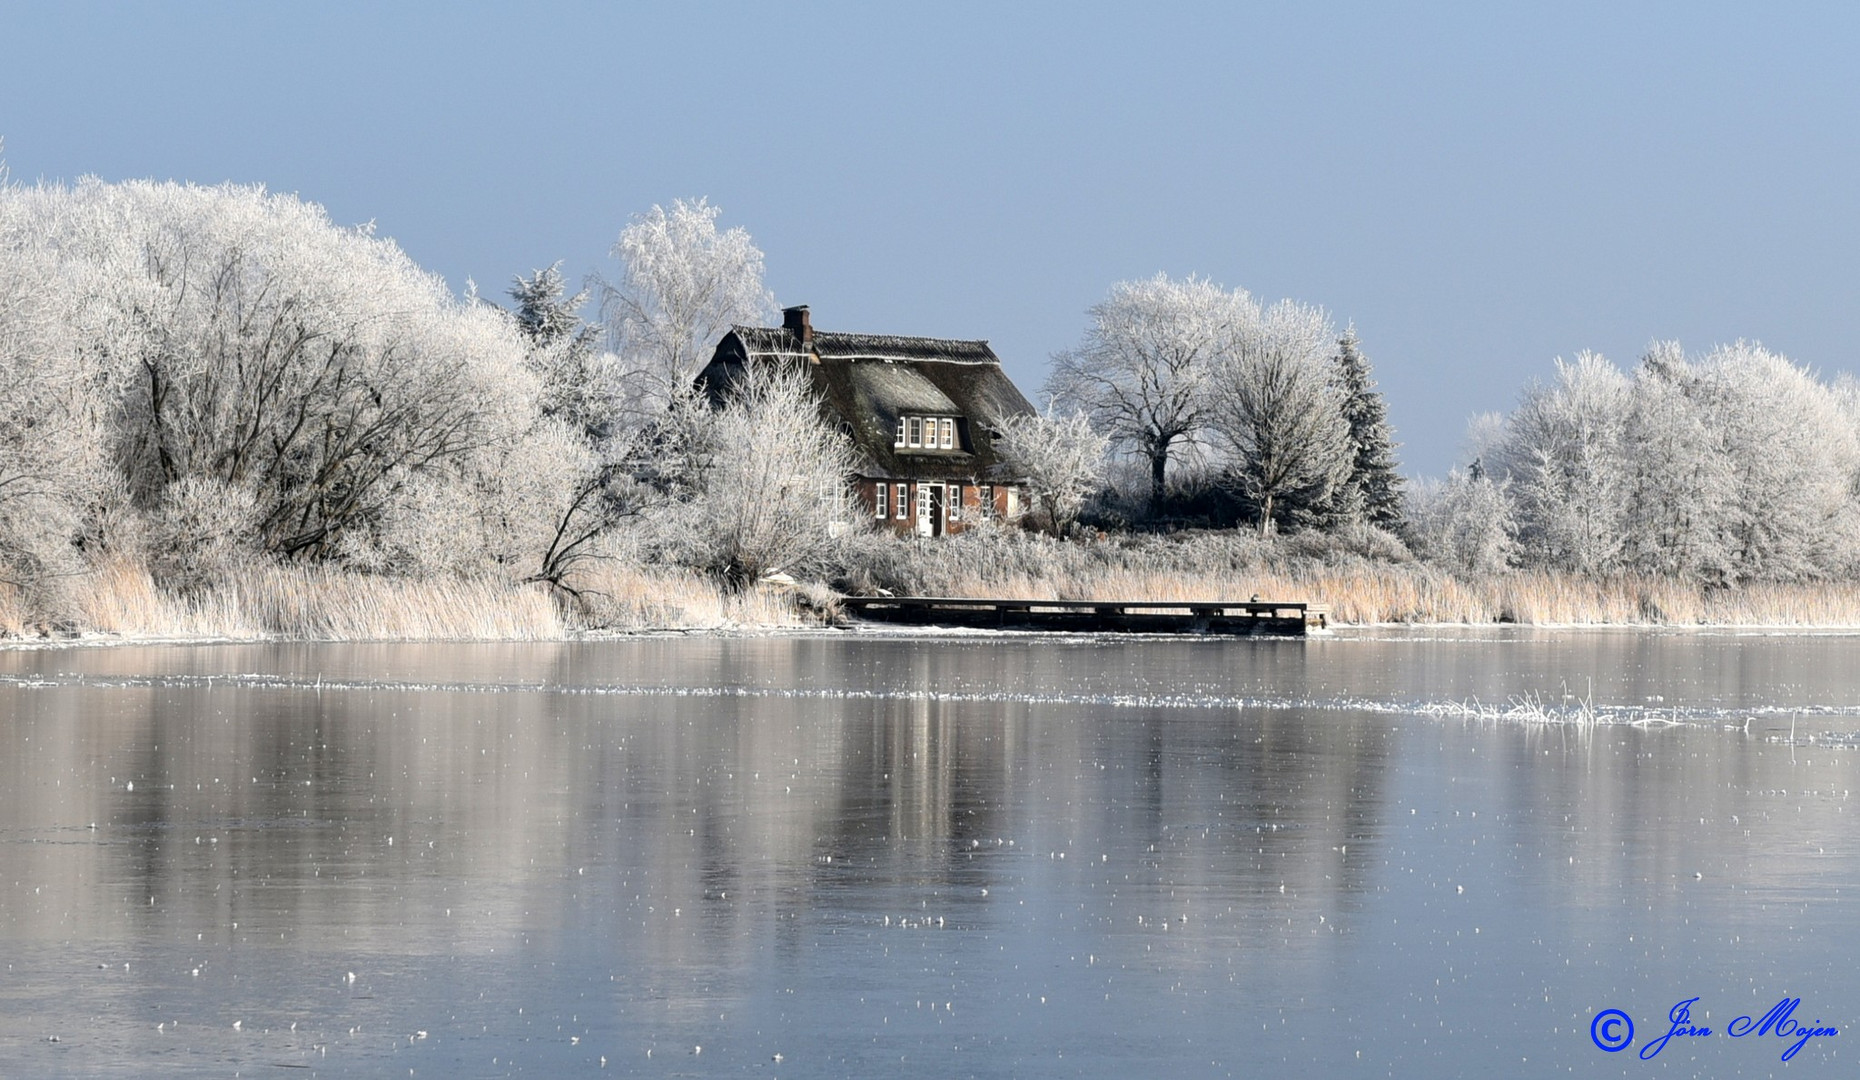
xmin=895 ymin=484 xmax=908 ymax=518
xmin=908 ymin=417 xmax=920 ymax=447
xmin=895 ymin=418 xmax=905 ymax=447
xmin=874 ymin=482 xmax=886 ymax=518
xmin=949 ymin=484 xmax=961 ymax=521
xmin=940 ymin=418 xmax=953 ymax=448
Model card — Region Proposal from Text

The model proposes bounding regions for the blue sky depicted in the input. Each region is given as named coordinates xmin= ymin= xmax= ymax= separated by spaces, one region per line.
xmin=3 ymin=2 xmax=1854 ymax=475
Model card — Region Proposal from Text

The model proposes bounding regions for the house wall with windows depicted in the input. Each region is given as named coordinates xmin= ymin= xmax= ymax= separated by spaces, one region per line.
xmin=862 ymin=479 xmax=1016 ymax=538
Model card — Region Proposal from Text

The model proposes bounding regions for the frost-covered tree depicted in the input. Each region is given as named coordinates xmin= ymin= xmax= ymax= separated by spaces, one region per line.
xmin=1690 ymin=341 xmax=1860 ymax=581
xmin=144 ymin=477 xmax=260 ymax=595
xmin=508 ymin=262 xmax=619 ymax=443
xmin=649 ymin=361 xmax=858 ymax=588
xmin=1407 ymin=461 xmax=1515 ymax=574
xmin=1472 ymin=339 xmax=1860 ymax=583
xmin=1206 ymin=300 xmax=1352 ymax=537
xmin=0 ymin=193 xmax=107 ymax=606
xmin=1333 ymin=328 xmax=1404 ymax=528
xmin=501 ymin=263 xmax=653 ymax=604
xmin=1274 ymin=326 xmax=1405 ymax=531
xmin=1047 ymin=274 xmax=1255 ymax=510
xmin=1486 ymin=352 xmax=1631 ymax=574
xmin=510 ymin=262 xmax=593 ymax=350
xmin=600 ymin=198 xmax=775 ymax=420
xmin=5 ymin=177 xmax=573 ymax=581
xmin=990 ymin=408 xmax=1110 ymax=537
xmin=1618 ymin=342 xmax=1735 ymax=579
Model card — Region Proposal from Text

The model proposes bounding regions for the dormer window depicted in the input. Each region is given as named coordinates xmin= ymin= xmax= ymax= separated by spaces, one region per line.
xmin=893 ymin=415 xmax=958 ymax=452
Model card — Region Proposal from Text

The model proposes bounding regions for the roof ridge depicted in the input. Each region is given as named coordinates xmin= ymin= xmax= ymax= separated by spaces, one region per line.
xmin=815 ymin=329 xmax=991 ymax=347
xmin=732 ymin=324 xmax=991 ymax=347
xmin=727 ymin=324 xmax=1002 ymax=365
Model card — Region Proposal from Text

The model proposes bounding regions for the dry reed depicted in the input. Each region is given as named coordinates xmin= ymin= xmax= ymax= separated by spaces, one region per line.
xmin=16 ymin=538 xmax=1860 ymax=644
xmin=1 ymin=556 xmax=833 ymax=643
xmin=562 ymin=563 xmax=832 ymax=630
xmin=69 ymin=558 xmax=564 ymax=640
xmin=860 ymin=530 xmax=1860 ymax=627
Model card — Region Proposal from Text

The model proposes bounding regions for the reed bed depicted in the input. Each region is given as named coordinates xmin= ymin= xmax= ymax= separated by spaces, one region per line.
xmin=40 ymin=557 xmax=825 ymax=641
xmin=72 ymin=559 xmax=564 ymax=640
xmin=859 ymin=530 xmax=1860 ymax=627
xmin=13 ymin=533 xmax=1860 ymax=643
xmin=562 ymin=563 xmax=833 ymax=631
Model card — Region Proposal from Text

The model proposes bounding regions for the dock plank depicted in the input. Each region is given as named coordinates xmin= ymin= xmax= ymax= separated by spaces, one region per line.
xmin=840 ymin=597 xmax=1325 ymax=636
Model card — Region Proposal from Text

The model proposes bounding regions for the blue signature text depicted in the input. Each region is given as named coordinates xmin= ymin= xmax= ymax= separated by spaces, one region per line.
xmin=1590 ymin=998 xmax=1838 ymax=1062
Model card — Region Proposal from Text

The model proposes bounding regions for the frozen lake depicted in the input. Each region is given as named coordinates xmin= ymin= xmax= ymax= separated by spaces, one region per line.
xmin=1 ymin=629 xmax=1855 ymax=1077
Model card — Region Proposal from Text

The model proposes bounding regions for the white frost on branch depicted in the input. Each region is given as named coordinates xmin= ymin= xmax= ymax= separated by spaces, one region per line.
xmin=647 ymin=361 xmax=859 ymax=587
xmin=990 ymin=408 xmax=1110 ymax=537
xmin=1205 ymin=300 xmax=1352 ymax=537
xmin=600 ymin=198 xmax=775 ymax=421
xmin=1487 ymin=351 xmax=1631 ymax=574
xmin=1046 ymin=274 xmax=1253 ymax=509
xmin=1476 ymin=341 xmax=1860 ymax=583
xmin=0 ymin=176 xmax=588 ymax=590
xmin=1406 ymin=465 xmax=1516 ymax=574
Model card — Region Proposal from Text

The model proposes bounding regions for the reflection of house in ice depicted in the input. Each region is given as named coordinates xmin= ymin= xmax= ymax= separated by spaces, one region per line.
xmin=699 ymin=306 xmax=1037 ymax=537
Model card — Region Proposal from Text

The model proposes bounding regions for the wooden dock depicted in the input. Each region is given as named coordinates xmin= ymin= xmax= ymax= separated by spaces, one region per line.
xmin=839 ymin=597 xmax=1326 ymax=636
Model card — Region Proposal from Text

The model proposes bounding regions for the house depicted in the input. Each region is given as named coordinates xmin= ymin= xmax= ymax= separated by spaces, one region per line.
xmin=698 ymin=306 xmax=1036 ymax=536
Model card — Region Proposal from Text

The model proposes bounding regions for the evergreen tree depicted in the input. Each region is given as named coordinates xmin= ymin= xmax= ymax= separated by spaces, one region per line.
xmin=1333 ymin=327 xmax=1404 ymax=528
xmin=510 ymin=262 xmax=596 ymax=353
xmin=508 ymin=263 xmax=610 ymax=439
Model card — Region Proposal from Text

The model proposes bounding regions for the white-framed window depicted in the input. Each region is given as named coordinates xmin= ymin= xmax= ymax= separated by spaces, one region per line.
xmin=894 ymin=418 xmax=906 ymax=447
xmin=948 ymin=483 xmax=962 ymax=522
xmin=939 ymin=418 xmax=954 ymax=449
xmin=908 ymin=417 xmax=922 ymax=447
xmin=874 ymin=481 xmax=887 ymax=518
xmin=894 ymin=483 xmax=908 ymax=519
xmin=978 ymin=484 xmax=994 ymax=517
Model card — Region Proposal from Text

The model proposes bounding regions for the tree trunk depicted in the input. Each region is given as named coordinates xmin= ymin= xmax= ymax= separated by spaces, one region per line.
xmin=1258 ymin=492 xmax=1275 ymax=539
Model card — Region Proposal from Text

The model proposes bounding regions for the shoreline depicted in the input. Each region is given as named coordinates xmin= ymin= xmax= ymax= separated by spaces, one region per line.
xmin=11 ymin=618 xmax=1860 ymax=651
xmin=14 ymin=552 xmax=1860 ymax=648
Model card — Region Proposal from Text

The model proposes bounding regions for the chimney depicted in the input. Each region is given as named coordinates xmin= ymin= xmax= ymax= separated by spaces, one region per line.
xmin=782 ymin=304 xmax=813 ymax=344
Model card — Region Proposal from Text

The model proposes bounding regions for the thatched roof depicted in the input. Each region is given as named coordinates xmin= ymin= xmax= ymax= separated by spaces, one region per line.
xmin=731 ymin=326 xmax=1003 ymax=367
xmin=699 ymin=316 xmax=1036 ymax=482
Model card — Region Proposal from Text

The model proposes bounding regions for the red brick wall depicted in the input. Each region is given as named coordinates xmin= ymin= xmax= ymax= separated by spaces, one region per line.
xmin=857 ymin=479 xmax=1015 ymax=536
